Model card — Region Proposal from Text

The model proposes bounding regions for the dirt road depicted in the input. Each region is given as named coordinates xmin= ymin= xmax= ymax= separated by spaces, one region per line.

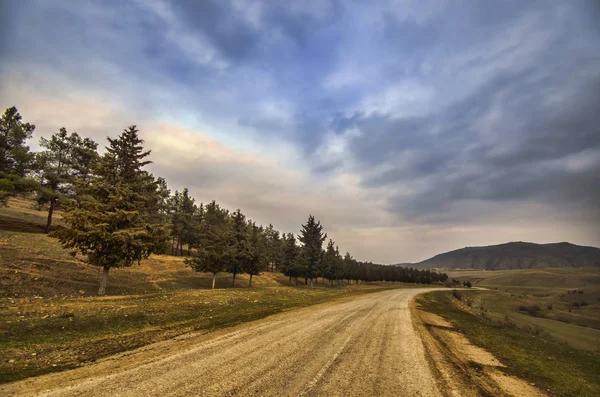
xmin=2 ymin=288 xmax=443 ymax=397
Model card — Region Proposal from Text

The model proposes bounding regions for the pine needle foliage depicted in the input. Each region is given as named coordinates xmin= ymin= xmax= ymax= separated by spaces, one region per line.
xmin=185 ymin=201 xmax=234 ymax=289
xmin=52 ymin=126 xmax=169 ymax=295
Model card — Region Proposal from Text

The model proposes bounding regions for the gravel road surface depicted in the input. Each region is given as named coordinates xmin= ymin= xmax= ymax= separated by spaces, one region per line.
xmin=2 ymin=288 xmax=441 ymax=397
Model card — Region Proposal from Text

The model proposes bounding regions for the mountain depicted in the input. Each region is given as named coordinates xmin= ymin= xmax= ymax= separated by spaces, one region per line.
xmin=410 ymin=242 xmax=600 ymax=270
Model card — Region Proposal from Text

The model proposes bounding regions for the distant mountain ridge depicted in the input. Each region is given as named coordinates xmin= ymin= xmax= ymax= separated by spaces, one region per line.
xmin=404 ymin=242 xmax=600 ymax=270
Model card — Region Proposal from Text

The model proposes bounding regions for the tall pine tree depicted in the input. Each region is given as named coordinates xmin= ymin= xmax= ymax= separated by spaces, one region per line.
xmin=229 ymin=208 xmax=249 ymax=287
xmin=298 ymin=215 xmax=327 ymax=288
xmin=280 ymin=232 xmax=300 ymax=285
xmin=52 ymin=126 xmax=169 ymax=295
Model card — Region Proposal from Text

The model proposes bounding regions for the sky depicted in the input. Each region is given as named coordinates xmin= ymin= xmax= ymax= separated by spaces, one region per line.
xmin=1 ymin=0 xmax=599 ymax=263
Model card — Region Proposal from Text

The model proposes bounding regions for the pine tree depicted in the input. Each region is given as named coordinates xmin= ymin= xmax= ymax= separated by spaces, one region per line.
xmin=67 ymin=132 xmax=99 ymax=183
xmin=324 ymin=240 xmax=343 ymax=284
xmin=170 ymin=190 xmax=183 ymax=254
xmin=185 ymin=200 xmax=232 ymax=289
xmin=52 ymin=127 xmax=169 ymax=295
xmin=264 ymin=224 xmax=283 ymax=272
xmin=229 ymin=208 xmax=249 ymax=287
xmin=298 ymin=215 xmax=327 ymax=288
xmin=245 ymin=222 xmax=267 ymax=287
xmin=105 ymin=126 xmax=151 ymax=185
xmin=170 ymin=188 xmax=201 ymax=255
xmin=322 ymin=239 xmax=337 ymax=284
xmin=0 ymin=106 xmax=37 ymax=204
xmin=280 ymin=232 xmax=300 ymax=285
xmin=342 ymin=252 xmax=355 ymax=285
xmin=0 ymin=106 xmax=35 ymax=176
xmin=36 ymin=128 xmax=99 ymax=232
xmin=329 ymin=245 xmax=343 ymax=285
xmin=153 ymin=177 xmax=171 ymax=224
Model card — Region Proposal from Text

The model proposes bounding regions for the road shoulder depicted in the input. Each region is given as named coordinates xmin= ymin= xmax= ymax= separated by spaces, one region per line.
xmin=411 ymin=291 xmax=547 ymax=397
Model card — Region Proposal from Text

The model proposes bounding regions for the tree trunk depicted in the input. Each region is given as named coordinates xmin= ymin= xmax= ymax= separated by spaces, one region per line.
xmin=98 ymin=266 xmax=110 ymax=296
xmin=212 ymin=273 xmax=217 ymax=289
xmin=171 ymin=237 xmax=176 ymax=255
xmin=304 ymin=277 xmax=308 ymax=285
xmin=289 ymin=275 xmax=292 ymax=285
xmin=179 ymin=241 xmax=183 ymax=256
xmin=45 ymin=198 xmax=55 ymax=233
xmin=249 ymin=274 xmax=253 ymax=287
xmin=310 ymin=278 xmax=313 ymax=289
xmin=232 ymin=271 xmax=237 ymax=288
xmin=295 ymin=277 xmax=298 ymax=286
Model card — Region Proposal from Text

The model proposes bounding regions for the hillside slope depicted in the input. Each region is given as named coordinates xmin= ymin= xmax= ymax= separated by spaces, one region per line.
xmin=412 ymin=241 xmax=600 ymax=270
xmin=0 ymin=198 xmax=290 ymax=298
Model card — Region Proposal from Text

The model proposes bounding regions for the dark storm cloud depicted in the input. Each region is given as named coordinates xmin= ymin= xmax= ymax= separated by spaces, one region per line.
xmin=337 ymin=62 xmax=600 ymax=222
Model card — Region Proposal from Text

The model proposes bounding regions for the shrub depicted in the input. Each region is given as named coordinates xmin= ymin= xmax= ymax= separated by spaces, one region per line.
xmin=452 ymin=290 xmax=462 ymax=301
xmin=571 ymin=301 xmax=587 ymax=309
xmin=546 ymin=303 xmax=553 ymax=310
xmin=518 ymin=305 xmax=542 ymax=317
xmin=522 ymin=323 xmax=545 ymax=335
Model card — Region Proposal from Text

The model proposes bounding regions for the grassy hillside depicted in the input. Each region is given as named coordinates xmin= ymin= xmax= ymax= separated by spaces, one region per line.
xmin=414 ymin=241 xmax=600 ymax=270
xmin=446 ymin=268 xmax=600 ymax=352
xmin=448 ymin=267 xmax=600 ymax=290
xmin=0 ymin=198 xmax=293 ymax=298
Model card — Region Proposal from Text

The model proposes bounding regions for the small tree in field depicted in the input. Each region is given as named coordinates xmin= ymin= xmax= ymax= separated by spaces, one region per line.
xmin=280 ymin=232 xmax=300 ymax=285
xmin=244 ymin=223 xmax=267 ymax=287
xmin=298 ymin=215 xmax=327 ymax=287
xmin=52 ymin=126 xmax=168 ymax=295
xmin=185 ymin=200 xmax=232 ymax=289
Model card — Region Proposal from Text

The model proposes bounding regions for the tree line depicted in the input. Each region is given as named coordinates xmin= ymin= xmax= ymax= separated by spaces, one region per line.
xmin=1 ymin=106 xmax=448 ymax=295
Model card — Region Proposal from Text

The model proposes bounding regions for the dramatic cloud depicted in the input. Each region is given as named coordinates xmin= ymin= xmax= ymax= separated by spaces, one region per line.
xmin=1 ymin=0 xmax=598 ymax=262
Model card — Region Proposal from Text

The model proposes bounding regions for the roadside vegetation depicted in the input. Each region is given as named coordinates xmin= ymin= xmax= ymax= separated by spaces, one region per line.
xmin=447 ymin=268 xmax=600 ymax=351
xmin=417 ymin=289 xmax=600 ymax=397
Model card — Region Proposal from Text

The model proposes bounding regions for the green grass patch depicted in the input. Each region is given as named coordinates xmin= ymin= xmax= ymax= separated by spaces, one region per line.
xmin=417 ymin=291 xmax=600 ymax=397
